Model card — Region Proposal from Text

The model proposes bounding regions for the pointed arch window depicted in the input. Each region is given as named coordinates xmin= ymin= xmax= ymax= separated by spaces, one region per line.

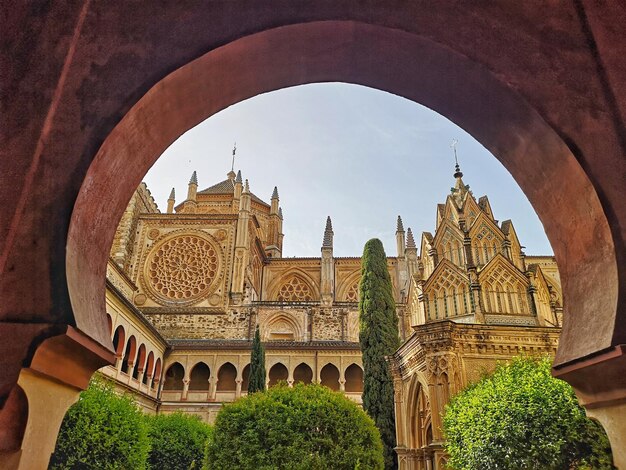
xmin=277 ymin=276 xmax=313 ymax=302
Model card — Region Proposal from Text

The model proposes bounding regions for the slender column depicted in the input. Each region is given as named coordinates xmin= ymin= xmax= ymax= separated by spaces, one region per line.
xmin=235 ymin=378 xmax=243 ymax=398
xmin=182 ymin=378 xmax=190 ymax=400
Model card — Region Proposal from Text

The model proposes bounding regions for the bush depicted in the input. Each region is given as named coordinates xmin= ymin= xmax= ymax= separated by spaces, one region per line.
xmin=146 ymin=412 xmax=213 ymax=470
xmin=49 ymin=376 xmax=150 ymax=469
xmin=205 ymin=383 xmax=384 ymax=470
xmin=443 ymin=356 xmax=614 ymax=470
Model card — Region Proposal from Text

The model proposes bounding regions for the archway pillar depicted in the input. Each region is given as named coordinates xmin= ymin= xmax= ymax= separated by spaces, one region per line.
xmin=0 ymin=326 xmax=114 ymax=470
xmin=553 ymin=345 xmax=626 ymax=468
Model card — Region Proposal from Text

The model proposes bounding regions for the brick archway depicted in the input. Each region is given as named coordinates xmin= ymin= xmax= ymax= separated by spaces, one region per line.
xmin=3 ymin=4 xmax=626 ymax=467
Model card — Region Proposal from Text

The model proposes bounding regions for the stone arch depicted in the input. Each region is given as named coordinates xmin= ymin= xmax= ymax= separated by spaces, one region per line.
xmin=344 ymin=363 xmax=363 ymax=392
xmin=241 ymin=363 xmax=250 ymax=391
xmin=268 ymin=363 xmax=288 ymax=387
xmin=189 ymin=362 xmax=211 ymax=391
xmin=152 ymin=358 xmax=162 ymax=390
xmin=112 ymin=325 xmax=126 ymax=357
xmin=132 ymin=343 xmax=146 ymax=380
xmin=337 ymin=270 xmax=361 ymax=302
xmin=261 ymin=312 xmax=304 ymax=341
xmin=143 ymin=351 xmax=155 ymax=385
xmin=163 ymin=362 xmax=185 ymax=391
xmin=120 ymin=335 xmax=137 ymax=374
xmin=293 ymin=363 xmax=313 ymax=385
xmin=406 ymin=373 xmax=431 ymax=449
xmin=216 ymin=362 xmax=237 ymax=391
xmin=320 ymin=363 xmax=340 ymax=391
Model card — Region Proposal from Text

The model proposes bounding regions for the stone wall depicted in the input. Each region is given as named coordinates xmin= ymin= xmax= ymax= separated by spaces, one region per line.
xmin=145 ymin=311 xmax=250 ymax=340
xmin=313 ymin=308 xmax=344 ymax=341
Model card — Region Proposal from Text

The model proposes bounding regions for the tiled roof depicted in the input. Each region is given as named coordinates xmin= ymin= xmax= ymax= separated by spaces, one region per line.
xmin=197 ymin=178 xmax=269 ymax=206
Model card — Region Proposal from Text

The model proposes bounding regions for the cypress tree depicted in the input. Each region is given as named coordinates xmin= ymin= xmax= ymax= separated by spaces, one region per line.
xmin=248 ymin=324 xmax=266 ymax=393
xmin=359 ymin=238 xmax=401 ymax=470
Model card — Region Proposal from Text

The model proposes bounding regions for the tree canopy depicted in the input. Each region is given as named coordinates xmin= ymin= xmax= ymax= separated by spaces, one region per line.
xmin=359 ymin=238 xmax=400 ymax=469
xmin=49 ymin=377 xmax=150 ymax=470
xmin=443 ymin=356 xmax=614 ymax=470
xmin=248 ymin=323 xmax=266 ymax=393
xmin=204 ymin=383 xmax=384 ymax=470
xmin=146 ymin=412 xmax=213 ymax=470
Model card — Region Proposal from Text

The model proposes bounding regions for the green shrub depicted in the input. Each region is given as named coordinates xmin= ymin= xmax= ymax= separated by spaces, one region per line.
xmin=49 ymin=376 xmax=150 ymax=469
xmin=443 ymin=356 xmax=614 ymax=470
xmin=205 ymin=383 xmax=384 ymax=470
xmin=146 ymin=412 xmax=213 ymax=470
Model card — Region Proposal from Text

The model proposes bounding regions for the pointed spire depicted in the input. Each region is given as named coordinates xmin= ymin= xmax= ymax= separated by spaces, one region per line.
xmin=406 ymin=228 xmax=416 ymax=249
xmin=451 ymin=138 xmax=463 ymax=179
xmin=168 ymin=188 xmax=175 ymax=200
xmin=278 ymin=207 xmax=283 ymax=219
xmin=243 ymin=179 xmax=250 ymax=193
xmin=322 ymin=216 xmax=333 ymax=248
xmin=235 ymin=170 xmax=242 ymax=183
xmin=189 ymin=170 xmax=198 ymax=185
xmin=396 ymin=215 xmax=404 ymax=232
xmin=271 ymin=186 xmax=279 ymax=199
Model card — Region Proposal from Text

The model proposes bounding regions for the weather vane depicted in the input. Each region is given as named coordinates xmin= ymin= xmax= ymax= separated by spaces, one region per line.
xmin=231 ymin=142 xmax=237 ymax=172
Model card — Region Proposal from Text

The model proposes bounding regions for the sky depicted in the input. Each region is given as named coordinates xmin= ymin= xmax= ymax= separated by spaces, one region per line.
xmin=143 ymin=83 xmax=553 ymax=258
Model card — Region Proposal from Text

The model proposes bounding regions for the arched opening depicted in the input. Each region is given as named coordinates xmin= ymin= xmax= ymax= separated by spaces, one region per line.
xmin=293 ymin=363 xmax=313 ymax=385
xmin=120 ymin=336 xmax=137 ymax=374
xmin=151 ymin=358 xmax=162 ymax=390
xmin=106 ymin=314 xmax=113 ymax=335
xmin=268 ymin=363 xmax=288 ymax=387
xmin=320 ymin=364 xmax=340 ymax=391
xmin=163 ymin=362 xmax=185 ymax=391
xmin=241 ymin=364 xmax=250 ymax=391
xmin=344 ymin=364 xmax=363 ymax=393
xmin=132 ymin=343 xmax=146 ymax=380
xmin=216 ymin=363 xmax=237 ymax=392
xmin=189 ymin=362 xmax=211 ymax=391
xmin=112 ymin=325 xmax=126 ymax=357
xmin=143 ymin=351 xmax=155 ymax=385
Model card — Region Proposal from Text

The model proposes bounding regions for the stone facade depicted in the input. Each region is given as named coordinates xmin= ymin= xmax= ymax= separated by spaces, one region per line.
xmin=102 ymin=165 xmax=562 ymax=469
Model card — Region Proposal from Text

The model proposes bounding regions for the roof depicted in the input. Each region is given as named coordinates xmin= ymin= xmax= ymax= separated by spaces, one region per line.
xmin=197 ymin=177 xmax=269 ymax=206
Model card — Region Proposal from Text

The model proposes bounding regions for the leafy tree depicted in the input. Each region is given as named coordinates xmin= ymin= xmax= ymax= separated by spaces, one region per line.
xmin=358 ymin=238 xmax=400 ymax=469
xmin=49 ymin=376 xmax=150 ymax=469
xmin=248 ymin=324 xmax=266 ymax=393
xmin=146 ymin=412 xmax=213 ymax=470
xmin=204 ymin=383 xmax=384 ymax=469
xmin=443 ymin=356 xmax=614 ymax=469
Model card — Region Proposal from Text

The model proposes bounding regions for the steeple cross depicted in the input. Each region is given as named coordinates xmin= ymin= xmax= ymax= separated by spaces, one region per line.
xmin=450 ymin=139 xmax=459 ymax=167
xmin=231 ymin=142 xmax=237 ymax=171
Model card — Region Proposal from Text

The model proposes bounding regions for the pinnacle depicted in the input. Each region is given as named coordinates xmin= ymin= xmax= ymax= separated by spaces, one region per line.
xmin=322 ymin=216 xmax=333 ymax=248
xmin=235 ymin=170 xmax=242 ymax=183
xmin=396 ymin=215 xmax=404 ymax=232
xmin=278 ymin=207 xmax=283 ymax=219
xmin=271 ymin=186 xmax=279 ymax=199
xmin=168 ymin=187 xmax=175 ymax=200
xmin=189 ymin=170 xmax=198 ymax=185
xmin=243 ymin=179 xmax=250 ymax=193
xmin=406 ymin=228 xmax=416 ymax=249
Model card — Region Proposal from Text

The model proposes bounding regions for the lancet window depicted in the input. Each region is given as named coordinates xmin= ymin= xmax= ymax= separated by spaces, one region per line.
xmin=481 ymin=266 xmax=529 ymax=314
xmin=424 ymin=267 xmax=471 ymax=320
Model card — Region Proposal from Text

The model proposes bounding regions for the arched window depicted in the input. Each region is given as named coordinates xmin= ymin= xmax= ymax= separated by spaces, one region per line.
xmin=277 ymin=276 xmax=313 ymax=301
xmin=132 ymin=343 xmax=146 ymax=380
xmin=320 ymin=363 xmax=340 ymax=391
xmin=112 ymin=325 xmax=126 ymax=357
xmin=268 ymin=363 xmax=288 ymax=387
xmin=121 ymin=336 xmax=136 ymax=374
xmin=217 ymin=363 xmax=237 ymax=391
xmin=189 ymin=362 xmax=211 ymax=391
xmin=293 ymin=363 xmax=313 ymax=385
xmin=151 ymin=358 xmax=162 ymax=390
xmin=344 ymin=364 xmax=363 ymax=392
xmin=241 ymin=364 xmax=250 ymax=391
xmin=163 ymin=362 xmax=184 ymax=391
xmin=143 ymin=351 xmax=155 ymax=385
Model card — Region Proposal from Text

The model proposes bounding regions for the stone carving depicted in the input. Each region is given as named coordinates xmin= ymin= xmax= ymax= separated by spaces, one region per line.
xmin=345 ymin=282 xmax=359 ymax=302
xmin=145 ymin=233 xmax=220 ymax=304
xmin=277 ymin=276 xmax=313 ymax=302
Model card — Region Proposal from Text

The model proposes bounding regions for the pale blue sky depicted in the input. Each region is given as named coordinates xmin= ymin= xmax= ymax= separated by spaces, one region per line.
xmin=144 ymin=83 xmax=553 ymax=258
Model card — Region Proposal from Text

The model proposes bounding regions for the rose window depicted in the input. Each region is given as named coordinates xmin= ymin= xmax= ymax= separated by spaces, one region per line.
xmin=146 ymin=234 xmax=219 ymax=303
xmin=277 ymin=277 xmax=313 ymax=302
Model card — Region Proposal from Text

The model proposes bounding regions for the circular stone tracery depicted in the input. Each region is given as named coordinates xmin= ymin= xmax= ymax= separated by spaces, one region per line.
xmin=145 ymin=234 xmax=220 ymax=303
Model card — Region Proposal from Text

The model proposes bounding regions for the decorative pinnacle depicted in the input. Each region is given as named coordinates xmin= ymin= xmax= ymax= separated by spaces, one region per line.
xmin=278 ymin=207 xmax=283 ymax=219
xmin=168 ymin=187 xmax=175 ymax=200
xmin=322 ymin=216 xmax=333 ymax=248
xmin=189 ymin=170 xmax=198 ymax=185
xmin=406 ymin=228 xmax=416 ymax=249
xmin=451 ymin=139 xmax=463 ymax=179
xmin=396 ymin=215 xmax=404 ymax=232
xmin=243 ymin=179 xmax=250 ymax=193
xmin=235 ymin=170 xmax=242 ymax=184
xmin=271 ymin=186 xmax=279 ymax=199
